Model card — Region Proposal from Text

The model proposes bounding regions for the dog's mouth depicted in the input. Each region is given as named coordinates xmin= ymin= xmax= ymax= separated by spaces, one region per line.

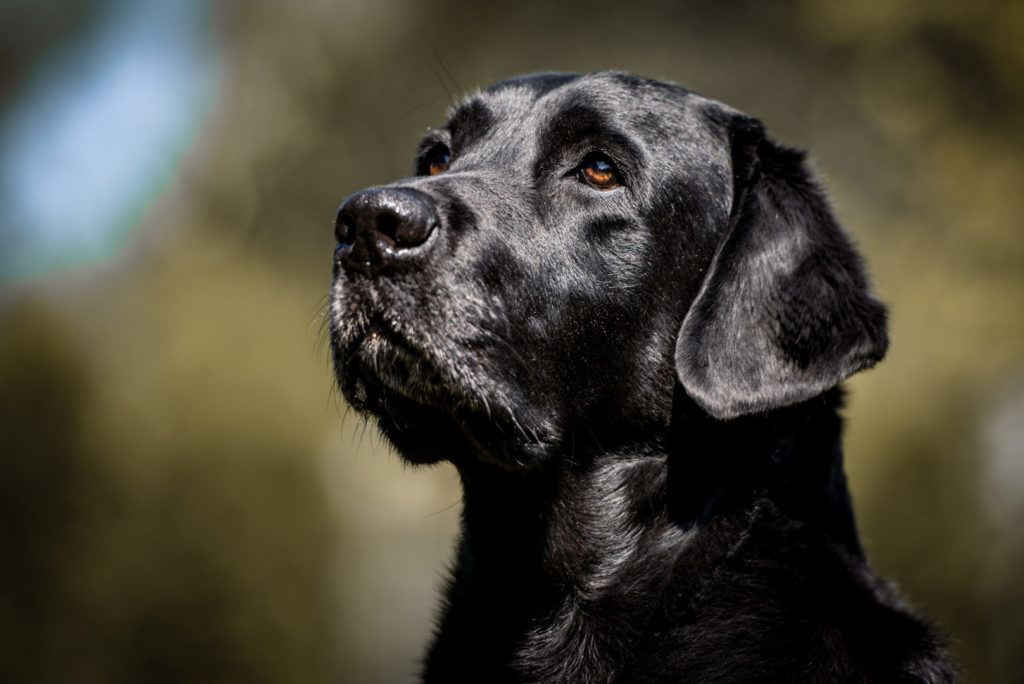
xmin=339 ymin=317 xmax=449 ymax=412
xmin=334 ymin=313 xmax=557 ymax=466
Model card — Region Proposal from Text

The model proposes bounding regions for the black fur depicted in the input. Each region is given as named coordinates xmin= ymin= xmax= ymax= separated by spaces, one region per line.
xmin=329 ymin=72 xmax=959 ymax=683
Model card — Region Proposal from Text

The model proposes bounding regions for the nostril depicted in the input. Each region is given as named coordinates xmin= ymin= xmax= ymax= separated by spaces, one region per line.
xmin=375 ymin=211 xmax=434 ymax=249
xmin=395 ymin=215 xmax=435 ymax=247
xmin=335 ymin=211 xmax=355 ymax=244
xmin=375 ymin=212 xmax=400 ymax=246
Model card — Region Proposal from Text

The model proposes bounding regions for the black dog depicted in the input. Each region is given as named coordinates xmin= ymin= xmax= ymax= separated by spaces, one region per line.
xmin=329 ymin=72 xmax=958 ymax=683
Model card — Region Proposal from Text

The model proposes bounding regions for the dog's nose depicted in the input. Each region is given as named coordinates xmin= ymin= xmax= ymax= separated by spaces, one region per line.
xmin=335 ymin=187 xmax=438 ymax=276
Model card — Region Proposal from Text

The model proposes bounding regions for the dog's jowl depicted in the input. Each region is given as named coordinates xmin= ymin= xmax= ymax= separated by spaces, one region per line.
xmin=329 ymin=72 xmax=959 ymax=683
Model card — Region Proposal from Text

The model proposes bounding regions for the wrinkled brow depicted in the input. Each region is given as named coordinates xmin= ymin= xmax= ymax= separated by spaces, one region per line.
xmin=446 ymin=98 xmax=495 ymax=155
xmin=533 ymin=101 xmax=643 ymax=180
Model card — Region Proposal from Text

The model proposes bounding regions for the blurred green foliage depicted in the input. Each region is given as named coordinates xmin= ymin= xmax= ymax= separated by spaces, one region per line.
xmin=1 ymin=1 xmax=1022 ymax=682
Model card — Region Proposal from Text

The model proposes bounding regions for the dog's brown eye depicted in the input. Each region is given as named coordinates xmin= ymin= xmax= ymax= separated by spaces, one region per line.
xmin=577 ymin=157 xmax=620 ymax=190
xmin=428 ymin=151 xmax=450 ymax=176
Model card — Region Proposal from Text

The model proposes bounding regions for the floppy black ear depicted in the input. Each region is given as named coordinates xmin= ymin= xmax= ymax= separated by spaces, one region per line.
xmin=675 ymin=116 xmax=888 ymax=420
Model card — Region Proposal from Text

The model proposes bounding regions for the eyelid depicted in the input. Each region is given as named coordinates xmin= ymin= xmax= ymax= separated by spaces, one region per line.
xmin=567 ymin=151 xmax=620 ymax=173
xmin=416 ymin=128 xmax=451 ymax=152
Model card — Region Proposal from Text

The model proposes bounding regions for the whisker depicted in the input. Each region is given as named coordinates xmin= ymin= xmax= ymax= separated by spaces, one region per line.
xmin=422 ymin=36 xmax=456 ymax=103
xmin=427 ymin=36 xmax=462 ymax=96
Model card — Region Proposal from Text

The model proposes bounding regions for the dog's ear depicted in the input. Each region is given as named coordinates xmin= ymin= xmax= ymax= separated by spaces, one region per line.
xmin=675 ymin=115 xmax=888 ymax=420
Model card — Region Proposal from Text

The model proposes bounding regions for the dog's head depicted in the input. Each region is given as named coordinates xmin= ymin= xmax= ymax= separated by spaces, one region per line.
xmin=329 ymin=72 xmax=887 ymax=468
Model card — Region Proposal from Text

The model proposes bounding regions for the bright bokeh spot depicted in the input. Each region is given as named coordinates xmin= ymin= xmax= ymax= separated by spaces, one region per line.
xmin=0 ymin=0 xmax=218 ymax=282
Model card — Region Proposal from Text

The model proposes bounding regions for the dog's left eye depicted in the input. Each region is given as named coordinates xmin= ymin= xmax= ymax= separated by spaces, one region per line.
xmin=575 ymin=155 xmax=621 ymax=191
xmin=418 ymin=146 xmax=451 ymax=176
xmin=428 ymin=152 xmax=450 ymax=176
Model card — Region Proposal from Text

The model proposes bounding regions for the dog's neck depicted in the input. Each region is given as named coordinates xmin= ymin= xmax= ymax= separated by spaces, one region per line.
xmin=424 ymin=389 xmax=861 ymax=682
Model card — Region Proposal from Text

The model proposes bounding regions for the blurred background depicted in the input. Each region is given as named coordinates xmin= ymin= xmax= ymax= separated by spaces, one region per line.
xmin=1 ymin=0 xmax=1021 ymax=682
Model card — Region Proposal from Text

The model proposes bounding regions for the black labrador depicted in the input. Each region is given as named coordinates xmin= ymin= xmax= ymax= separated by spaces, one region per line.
xmin=329 ymin=72 xmax=959 ymax=683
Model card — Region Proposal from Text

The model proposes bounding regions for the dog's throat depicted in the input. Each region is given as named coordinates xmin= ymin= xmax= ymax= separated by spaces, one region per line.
xmin=431 ymin=451 xmax=696 ymax=681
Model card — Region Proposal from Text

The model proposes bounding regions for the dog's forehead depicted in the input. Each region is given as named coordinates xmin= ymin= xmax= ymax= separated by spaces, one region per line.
xmin=445 ymin=71 xmax=727 ymax=164
xmin=468 ymin=71 xmax=691 ymax=118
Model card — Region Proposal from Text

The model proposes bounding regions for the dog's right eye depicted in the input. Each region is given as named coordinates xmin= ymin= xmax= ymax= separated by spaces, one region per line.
xmin=573 ymin=153 xmax=622 ymax=191
xmin=418 ymin=147 xmax=451 ymax=176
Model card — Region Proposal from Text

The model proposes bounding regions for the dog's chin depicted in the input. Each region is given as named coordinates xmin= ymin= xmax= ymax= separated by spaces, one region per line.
xmin=335 ymin=330 xmax=556 ymax=469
